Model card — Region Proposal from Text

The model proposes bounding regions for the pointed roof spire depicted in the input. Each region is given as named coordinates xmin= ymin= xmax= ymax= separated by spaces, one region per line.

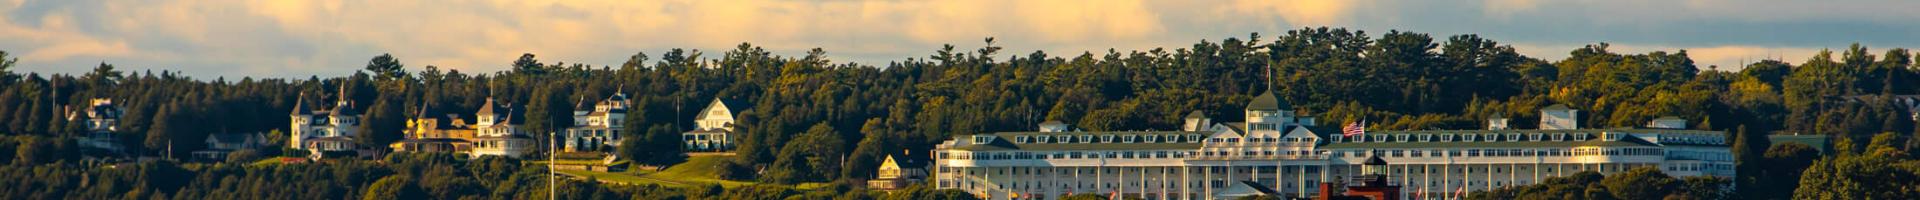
xmin=575 ymin=96 xmax=592 ymax=111
xmin=335 ymin=81 xmax=350 ymax=107
xmin=415 ymin=100 xmax=431 ymax=117
xmin=292 ymin=91 xmax=312 ymax=115
xmin=476 ymin=96 xmax=501 ymax=116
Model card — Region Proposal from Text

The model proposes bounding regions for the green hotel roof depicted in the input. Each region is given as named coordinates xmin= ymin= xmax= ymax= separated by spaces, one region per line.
xmin=945 ymin=127 xmax=1719 ymax=151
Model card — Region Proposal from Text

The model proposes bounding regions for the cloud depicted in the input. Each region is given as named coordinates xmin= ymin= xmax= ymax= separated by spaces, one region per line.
xmin=1482 ymin=0 xmax=1539 ymax=19
xmin=1676 ymin=45 xmax=1823 ymax=70
xmin=0 ymin=0 xmax=1913 ymax=78
xmin=1227 ymin=0 xmax=1356 ymax=27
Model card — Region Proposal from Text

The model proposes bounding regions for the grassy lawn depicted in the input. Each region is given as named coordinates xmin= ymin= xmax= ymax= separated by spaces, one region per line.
xmin=546 ymin=155 xmax=829 ymax=190
xmin=527 ymin=159 xmax=607 ymax=166
xmin=557 ymin=169 xmax=690 ymax=187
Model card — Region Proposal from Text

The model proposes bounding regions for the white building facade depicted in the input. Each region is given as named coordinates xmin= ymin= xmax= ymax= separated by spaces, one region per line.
xmin=289 ymin=87 xmax=363 ymax=156
xmin=683 ymin=98 xmax=739 ymax=151
xmin=469 ymin=96 xmax=536 ymax=158
xmin=563 ymin=91 xmax=628 ymax=152
xmin=932 ymin=92 xmax=1734 ymax=200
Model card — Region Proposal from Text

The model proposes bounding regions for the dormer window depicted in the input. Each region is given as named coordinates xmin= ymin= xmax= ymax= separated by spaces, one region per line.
xmin=1057 ymin=135 xmax=1071 ymax=143
xmin=1164 ymin=135 xmax=1179 ymax=143
xmin=971 ymin=135 xmax=995 ymax=144
xmin=1486 ymin=134 xmax=1500 ymax=142
xmin=1531 ymin=133 xmax=1543 ymax=141
xmin=1395 ymin=134 xmax=1409 ymax=143
xmin=1037 ymin=135 xmax=1051 ymax=143
xmin=1441 ymin=134 xmax=1454 ymax=142
xmin=1507 ymin=134 xmax=1522 ymax=141
xmin=1575 ymin=133 xmax=1591 ymax=140
xmin=1186 ymin=134 xmax=1201 ymax=143
xmin=1464 ymin=134 xmax=1478 ymax=142
xmin=1372 ymin=135 xmax=1387 ymax=142
xmin=1101 ymin=135 xmax=1115 ymax=143
xmin=1080 ymin=135 xmax=1094 ymax=143
xmin=1015 ymin=136 xmax=1030 ymax=143
xmin=1122 ymin=135 xmax=1137 ymax=143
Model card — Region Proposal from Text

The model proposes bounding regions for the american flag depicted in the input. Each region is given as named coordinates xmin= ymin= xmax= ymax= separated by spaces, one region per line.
xmin=1342 ymin=120 xmax=1367 ymax=137
xmin=1452 ymin=186 xmax=1468 ymax=200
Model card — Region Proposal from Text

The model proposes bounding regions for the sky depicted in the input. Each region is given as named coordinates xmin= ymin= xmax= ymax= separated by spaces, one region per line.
xmin=1 ymin=0 xmax=1916 ymax=79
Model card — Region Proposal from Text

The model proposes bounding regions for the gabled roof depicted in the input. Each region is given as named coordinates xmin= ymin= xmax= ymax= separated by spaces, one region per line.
xmin=1281 ymin=125 xmax=1335 ymax=140
xmin=694 ymin=98 xmax=747 ymax=120
xmin=1542 ymin=104 xmax=1572 ymax=111
xmin=883 ymin=153 xmax=926 ymax=168
xmin=1246 ymin=91 xmax=1291 ymax=111
xmin=206 ymin=133 xmax=258 ymax=144
xmin=1363 ymin=155 xmax=1388 ymax=165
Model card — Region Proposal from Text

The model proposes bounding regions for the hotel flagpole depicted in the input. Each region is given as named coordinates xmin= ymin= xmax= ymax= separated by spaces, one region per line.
xmin=550 ymin=131 xmax=556 ymax=200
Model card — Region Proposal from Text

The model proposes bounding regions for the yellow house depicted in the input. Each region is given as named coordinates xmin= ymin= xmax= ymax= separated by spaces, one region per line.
xmin=867 ymin=151 xmax=927 ymax=190
xmin=390 ymin=106 xmax=479 ymax=155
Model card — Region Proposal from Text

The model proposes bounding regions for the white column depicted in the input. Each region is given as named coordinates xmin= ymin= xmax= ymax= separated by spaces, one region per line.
xmin=1204 ymin=165 xmax=1213 ymax=200
xmin=1160 ymin=167 xmax=1169 ymax=200
xmin=1182 ymin=166 xmax=1190 ymax=200
xmin=1298 ymin=164 xmax=1308 ymax=196
xmin=1422 ymin=163 xmax=1431 ymax=200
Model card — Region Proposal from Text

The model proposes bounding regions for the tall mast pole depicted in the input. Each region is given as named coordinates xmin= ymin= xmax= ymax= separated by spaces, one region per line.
xmin=549 ymin=131 xmax=556 ymax=200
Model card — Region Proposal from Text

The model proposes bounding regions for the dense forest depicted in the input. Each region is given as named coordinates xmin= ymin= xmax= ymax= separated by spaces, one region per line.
xmin=1 ymin=27 xmax=1918 ymax=199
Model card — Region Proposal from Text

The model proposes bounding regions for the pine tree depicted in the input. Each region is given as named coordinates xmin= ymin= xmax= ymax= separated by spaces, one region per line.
xmin=144 ymin=103 xmax=176 ymax=157
xmin=1729 ymin=125 xmax=1770 ymax=198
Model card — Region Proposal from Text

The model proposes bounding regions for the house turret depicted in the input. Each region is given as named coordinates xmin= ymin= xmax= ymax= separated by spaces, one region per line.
xmin=1183 ymin=110 xmax=1211 ymax=131
xmin=1245 ymin=91 xmax=1293 ymax=131
xmin=1540 ymin=104 xmax=1578 ymax=130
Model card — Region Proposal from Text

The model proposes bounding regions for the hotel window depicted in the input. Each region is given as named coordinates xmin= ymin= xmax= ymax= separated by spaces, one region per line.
xmin=1441 ymin=134 xmax=1454 ymax=142
xmin=1486 ymin=134 xmax=1500 ymax=142
xmin=1037 ymin=135 xmax=1051 ymax=143
xmin=1372 ymin=135 xmax=1387 ymax=142
xmin=1410 ymin=150 xmax=1424 ymax=157
xmin=1576 ymin=133 xmax=1590 ymax=140
xmin=1187 ymin=134 xmax=1202 ymax=143
xmin=1165 ymin=135 xmax=1179 ymax=143
xmin=1419 ymin=134 xmax=1432 ymax=142
xmin=1143 ymin=135 xmax=1158 ymax=143
xmin=1464 ymin=134 xmax=1477 ymax=142
xmin=1080 ymin=135 xmax=1094 ymax=143
xmin=1102 ymin=135 xmax=1115 ymax=143
xmin=1122 ymin=135 xmax=1137 ymax=143
xmin=1015 ymin=136 xmax=1029 ymax=143
xmin=1395 ymin=134 xmax=1409 ymax=142
xmin=1553 ymin=133 xmax=1566 ymax=141
xmin=1057 ymin=135 xmax=1072 ymax=143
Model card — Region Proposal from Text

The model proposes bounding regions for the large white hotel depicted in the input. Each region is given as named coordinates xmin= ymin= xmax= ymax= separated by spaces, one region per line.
xmin=932 ymin=91 xmax=1733 ymax=200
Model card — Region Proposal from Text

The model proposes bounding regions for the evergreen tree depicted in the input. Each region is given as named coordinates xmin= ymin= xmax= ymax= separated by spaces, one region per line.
xmin=364 ymin=54 xmax=408 ymax=81
xmin=357 ymin=95 xmax=405 ymax=152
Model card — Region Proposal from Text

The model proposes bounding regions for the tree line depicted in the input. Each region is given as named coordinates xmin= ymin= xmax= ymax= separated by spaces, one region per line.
xmin=0 ymin=27 xmax=1916 ymax=197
